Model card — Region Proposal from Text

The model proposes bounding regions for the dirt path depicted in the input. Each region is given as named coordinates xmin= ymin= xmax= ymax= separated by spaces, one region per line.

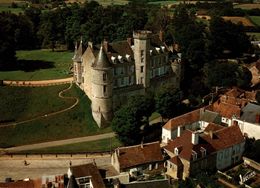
xmin=0 ymin=82 xmax=78 ymax=128
xmin=3 ymin=77 xmax=73 ymax=87
xmin=3 ymin=132 xmax=116 ymax=153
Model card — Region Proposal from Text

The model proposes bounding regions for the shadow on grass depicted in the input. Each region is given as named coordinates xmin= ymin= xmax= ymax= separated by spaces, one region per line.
xmin=0 ymin=60 xmax=55 ymax=72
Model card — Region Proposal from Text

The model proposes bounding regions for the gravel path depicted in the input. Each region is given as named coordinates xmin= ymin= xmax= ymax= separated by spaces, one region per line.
xmin=3 ymin=132 xmax=116 ymax=153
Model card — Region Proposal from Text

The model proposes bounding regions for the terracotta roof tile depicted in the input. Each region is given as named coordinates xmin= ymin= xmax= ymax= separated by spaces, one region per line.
xmin=204 ymin=123 xmax=225 ymax=133
xmin=203 ymin=125 xmax=245 ymax=151
xmin=212 ymin=102 xmax=241 ymax=119
xmin=117 ymin=142 xmax=163 ymax=169
xmin=164 ymin=125 xmax=244 ymax=162
xmin=163 ymin=109 xmax=201 ymax=130
xmin=70 ymin=163 xmax=105 ymax=188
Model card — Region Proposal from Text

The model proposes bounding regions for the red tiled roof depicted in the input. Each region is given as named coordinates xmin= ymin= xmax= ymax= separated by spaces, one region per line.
xmin=169 ymin=156 xmax=183 ymax=166
xmin=70 ymin=163 xmax=105 ymax=188
xmin=204 ymin=123 xmax=224 ymax=133
xmin=117 ymin=142 xmax=163 ymax=169
xmin=164 ymin=125 xmax=244 ymax=162
xmin=163 ymin=109 xmax=201 ymax=130
xmin=203 ymin=125 xmax=245 ymax=151
xmin=212 ymin=102 xmax=241 ymax=119
xmin=164 ymin=130 xmax=215 ymax=161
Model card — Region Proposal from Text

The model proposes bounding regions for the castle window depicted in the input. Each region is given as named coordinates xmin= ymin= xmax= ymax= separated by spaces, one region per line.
xmin=141 ymin=57 xmax=144 ymax=63
xmin=103 ymin=85 xmax=107 ymax=94
xmin=141 ymin=66 xmax=144 ymax=73
xmin=129 ymin=76 xmax=132 ymax=85
xmin=141 ymin=50 xmax=144 ymax=57
xmin=121 ymin=78 xmax=124 ymax=86
xmin=103 ymin=73 xmax=107 ymax=81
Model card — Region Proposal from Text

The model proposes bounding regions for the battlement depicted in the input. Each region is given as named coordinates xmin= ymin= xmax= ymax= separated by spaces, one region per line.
xmin=133 ymin=30 xmax=152 ymax=40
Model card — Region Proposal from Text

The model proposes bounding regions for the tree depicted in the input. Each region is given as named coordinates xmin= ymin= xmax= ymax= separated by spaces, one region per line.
xmin=204 ymin=61 xmax=252 ymax=88
xmin=0 ymin=13 xmax=16 ymax=70
xmin=155 ymin=84 xmax=182 ymax=119
xmin=208 ymin=16 xmax=251 ymax=58
xmin=111 ymin=94 xmax=155 ymax=145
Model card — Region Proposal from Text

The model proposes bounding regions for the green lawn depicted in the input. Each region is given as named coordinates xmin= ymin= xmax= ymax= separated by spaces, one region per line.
xmin=15 ymin=137 xmax=122 ymax=154
xmin=95 ymin=0 xmax=128 ymax=6
xmin=0 ymin=84 xmax=74 ymax=123
xmin=0 ymin=50 xmax=74 ymax=81
xmin=0 ymin=6 xmax=23 ymax=14
xmin=0 ymin=84 xmax=112 ymax=148
xmin=249 ymin=16 xmax=260 ymax=26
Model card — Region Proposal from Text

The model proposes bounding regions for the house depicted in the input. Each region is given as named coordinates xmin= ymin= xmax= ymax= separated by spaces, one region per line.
xmin=111 ymin=142 xmax=164 ymax=177
xmin=163 ymin=124 xmax=245 ymax=180
xmin=0 ymin=179 xmax=42 ymax=188
xmin=161 ymin=107 xmax=221 ymax=143
xmin=73 ymin=30 xmax=182 ymax=127
xmin=67 ymin=163 xmax=106 ymax=188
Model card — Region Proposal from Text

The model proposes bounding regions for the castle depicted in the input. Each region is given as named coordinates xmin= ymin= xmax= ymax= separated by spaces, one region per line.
xmin=73 ymin=30 xmax=182 ymax=127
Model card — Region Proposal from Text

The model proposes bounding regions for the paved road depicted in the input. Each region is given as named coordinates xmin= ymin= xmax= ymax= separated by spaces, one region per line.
xmin=4 ymin=132 xmax=116 ymax=153
xmin=0 ymin=157 xmax=110 ymax=181
xmin=3 ymin=77 xmax=73 ymax=87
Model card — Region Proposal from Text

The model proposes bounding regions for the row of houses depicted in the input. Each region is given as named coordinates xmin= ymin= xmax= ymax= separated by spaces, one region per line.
xmin=1 ymin=88 xmax=259 ymax=187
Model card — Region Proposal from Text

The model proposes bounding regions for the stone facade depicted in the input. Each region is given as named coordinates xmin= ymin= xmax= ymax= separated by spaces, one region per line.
xmin=73 ymin=31 xmax=181 ymax=127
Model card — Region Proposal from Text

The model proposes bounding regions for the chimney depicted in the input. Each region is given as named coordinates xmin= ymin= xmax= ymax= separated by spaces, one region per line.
xmin=177 ymin=126 xmax=182 ymax=137
xmin=88 ymin=41 xmax=93 ymax=49
xmin=256 ymin=114 xmax=260 ymax=124
xmin=209 ymin=131 xmax=213 ymax=139
xmin=103 ymin=39 xmax=109 ymax=52
xmin=159 ymin=30 xmax=164 ymax=42
xmin=127 ymin=38 xmax=132 ymax=46
xmin=191 ymin=132 xmax=199 ymax=145
xmin=141 ymin=139 xmax=144 ymax=148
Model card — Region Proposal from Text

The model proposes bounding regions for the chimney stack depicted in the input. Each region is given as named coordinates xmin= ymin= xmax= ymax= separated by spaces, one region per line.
xmin=177 ymin=126 xmax=182 ymax=137
xmin=103 ymin=39 xmax=109 ymax=52
xmin=191 ymin=132 xmax=199 ymax=145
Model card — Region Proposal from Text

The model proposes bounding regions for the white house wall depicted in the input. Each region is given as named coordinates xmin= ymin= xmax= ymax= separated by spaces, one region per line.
xmin=234 ymin=119 xmax=260 ymax=139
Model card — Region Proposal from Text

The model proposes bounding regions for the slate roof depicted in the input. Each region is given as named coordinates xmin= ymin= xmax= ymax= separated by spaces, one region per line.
xmin=70 ymin=163 xmax=105 ymax=188
xmin=116 ymin=141 xmax=164 ymax=169
xmin=92 ymin=46 xmax=111 ymax=69
xmin=240 ymin=103 xmax=260 ymax=124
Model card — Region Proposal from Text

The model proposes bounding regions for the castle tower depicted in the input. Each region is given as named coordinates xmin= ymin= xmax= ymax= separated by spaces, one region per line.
xmin=133 ymin=30 xmax=152 ymax=88
xmin=91 ymin=45 xmax=113 ymax=127
xmin=72 ymin=39 xmax=83 ymax=84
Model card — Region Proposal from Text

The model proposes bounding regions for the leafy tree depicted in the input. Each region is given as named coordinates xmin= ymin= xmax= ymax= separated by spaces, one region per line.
xmin=0 ymin=13 xmax=16 ymax=70
xmin=204 ymin=61 xmax=252 ymax=88
xmin=155 ymin=84 xmax=182 ymax=119
xmin=208 ymin=16 xmax=251 ymax=58
xmin=111 ymin=94 xmax=155 ymax=145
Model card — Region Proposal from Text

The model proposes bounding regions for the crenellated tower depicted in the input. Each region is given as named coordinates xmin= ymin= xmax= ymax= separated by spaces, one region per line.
xmin=91 ymin=45 xmax=113 ymax=127
xmin=133 ymin=30 xmax=152 ymax=88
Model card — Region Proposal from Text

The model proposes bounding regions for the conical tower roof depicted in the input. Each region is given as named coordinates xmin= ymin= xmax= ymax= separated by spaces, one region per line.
xmin=92 ymin=45 xmax=111 ymax=69
xmin=72 ymin=39 xmax=83 ymax=62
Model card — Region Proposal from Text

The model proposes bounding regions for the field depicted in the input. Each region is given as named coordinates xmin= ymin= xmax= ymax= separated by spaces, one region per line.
xmin=0 ymin=84 xmax=112 ymax=148
xmin=0 ymin=84 xmax=74 ymax=123
xmin=222 ymin=16 xmax=255 ymax=27
xmin=0 ymin=50 xmax=73 ymax=81
xmin=16 ymin=137 xmax=122 ymax=154
xmin=234 ymin=3 xmax=260 ymax=10
xmin=0 ymin=0 xmax=27 ymax=14
xmin=249 ymin=16 xmax=260 ymax=27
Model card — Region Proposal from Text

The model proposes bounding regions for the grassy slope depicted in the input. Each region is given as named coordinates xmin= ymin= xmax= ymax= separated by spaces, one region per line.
xmin=0 ymin=50 xmax=73 ymax=81
xmin=0 ymin=84 xmax=111 ymax=148
xmin=247 ymin=32 xmax=260 ymax=40
xmin=16 ymin=137 xmax=122 ymax=154
xmin=249 ymin=16 xmax=260 ymax=26
xmin=0 ymin=84 xmax=73 ymax=123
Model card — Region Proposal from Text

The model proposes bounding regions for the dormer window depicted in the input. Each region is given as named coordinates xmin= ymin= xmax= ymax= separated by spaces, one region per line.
xmin=150 ymin=50 xmax=153 ymax=55
xmin=118 ymin=55 xmax=123 ymax=62
xmin=155 ymin=47 xmax=160 ymax=53
xmin=161 ymin=46 xmax=165 ymax=52
xmin=126 ymin=54 xmax=130 ymax=61
xmin=111 ymin=56 xmax=116 ymax=63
